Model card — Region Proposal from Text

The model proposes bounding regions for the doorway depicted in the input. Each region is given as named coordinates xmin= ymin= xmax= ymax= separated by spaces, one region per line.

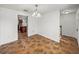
xmin=18 ymin=15 xmax=28 ymax=39
xmin=60 ymin=13 xmax=77 ymax=38
xmin=60 ymin=12 xmax=78 ymax=46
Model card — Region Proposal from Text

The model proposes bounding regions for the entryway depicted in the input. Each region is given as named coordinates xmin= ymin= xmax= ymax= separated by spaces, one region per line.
xmin=18 ymin=15 xmax=28 ymax=39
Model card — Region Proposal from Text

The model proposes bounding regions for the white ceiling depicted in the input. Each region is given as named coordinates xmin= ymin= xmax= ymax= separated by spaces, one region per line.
xmin=0 ymin=4 xmax=79 ymax=14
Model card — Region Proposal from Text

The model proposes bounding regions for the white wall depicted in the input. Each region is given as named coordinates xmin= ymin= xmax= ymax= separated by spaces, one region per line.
xmin=60 ymin=13 xmax=77 ymax=38
xmin=0 ymin=7 xmax=39 ymax=45
xmin=0 ymin=7 xmax=28 ymax=45
xmin=28 ymin=16 xmax=38 ymax=36
xmin=76 ymin=8 xmax=79 ymax=46
xmin=37 ymin=10 xmax=60 ymax=42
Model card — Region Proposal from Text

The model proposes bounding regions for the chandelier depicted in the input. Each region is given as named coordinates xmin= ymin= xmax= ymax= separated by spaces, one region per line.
xmin=32 ymin=4 xmax=41 ymax=17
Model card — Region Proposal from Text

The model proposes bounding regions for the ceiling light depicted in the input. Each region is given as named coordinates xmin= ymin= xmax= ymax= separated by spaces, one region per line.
xmin=32 ymin=4 xmax=41 ymax=17
xmin=62 ymin=9 xmax=72 ymax=14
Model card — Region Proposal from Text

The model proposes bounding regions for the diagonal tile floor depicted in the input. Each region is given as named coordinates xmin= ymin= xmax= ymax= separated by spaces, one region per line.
xmin=0 ymin=34 xmax=79 ymax=54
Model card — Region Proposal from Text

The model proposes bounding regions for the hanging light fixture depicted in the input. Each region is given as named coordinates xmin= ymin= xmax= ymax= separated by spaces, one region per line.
xmin=32 ymin=4 xmax=41 ymax=17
